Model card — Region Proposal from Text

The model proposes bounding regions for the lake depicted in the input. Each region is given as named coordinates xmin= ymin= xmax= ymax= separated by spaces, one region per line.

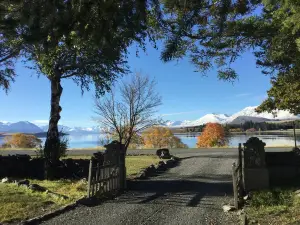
xmin=177 ymin=132 xmax=300 ymax=148
xmin=0 ymin=132 xmax=299 ymax=149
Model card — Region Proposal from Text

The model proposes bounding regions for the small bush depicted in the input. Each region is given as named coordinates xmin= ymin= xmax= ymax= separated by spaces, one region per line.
xmin=58 ymin=136 xmax=68 ymax=158
xmin=250 ymin=189 xmax=294 ymax=207
xmin=35 ymin=136 xmax=69 ymax=158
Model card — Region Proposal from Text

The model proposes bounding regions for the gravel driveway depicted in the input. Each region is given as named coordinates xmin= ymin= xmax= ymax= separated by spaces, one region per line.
xmin=42 ymin=151 xmax=240 ymax=225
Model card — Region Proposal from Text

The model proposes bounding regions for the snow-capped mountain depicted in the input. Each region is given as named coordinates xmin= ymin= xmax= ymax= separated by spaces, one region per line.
xmin=40 ymin=125 xmax=99 ymax=134
xmin=229 ymin=116 xmax=272 ymax=125
xmin=226 ymin=106 xmax=299 ymax=123
xmin=0 ymin=121 xmax=43 ymax=133
xmin=0 ymin=121 xmax=99 ymax=134
xmin=2 ymin=106 xmax=299 ymax=132
xmin=166 ymin=106 xmax=300 ymax=127
xmin=189 ymin=114 xmax=229 ymax=126
xmin=67 ymin=126 xmax=99 ymax=134
xmin=166 ymin=120 xmax=192 ymax=127
xmin=40 ymin=125 xmax=73 ymax=133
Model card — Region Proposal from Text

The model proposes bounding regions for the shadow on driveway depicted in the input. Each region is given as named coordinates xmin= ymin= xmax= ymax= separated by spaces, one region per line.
xmin=111 ymin=177 xmax=234 ymax=208
xmin=180 ymin=154 xmax=238 ymax=160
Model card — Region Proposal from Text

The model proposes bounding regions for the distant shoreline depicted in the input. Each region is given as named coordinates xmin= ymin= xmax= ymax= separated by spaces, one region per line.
xmin=174 ymin=129 xmax=300 ymax=135
xmin=0 ymin=132 xmax=68 ymax=138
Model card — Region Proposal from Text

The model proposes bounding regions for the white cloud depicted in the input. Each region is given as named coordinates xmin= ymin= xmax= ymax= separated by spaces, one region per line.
xmin=161 ymin=110 xmax=204 ymax=117
xmin=31 ymin=120 xmax=49 ymax=125
xmin=254 ymin=94 xmax=268 ymax=101
xmin=235 ymin=93 xmax=252 ymax=97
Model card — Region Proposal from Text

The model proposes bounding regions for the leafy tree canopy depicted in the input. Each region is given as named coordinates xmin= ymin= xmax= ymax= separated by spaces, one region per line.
xmin=0 ymin=0 xmax=162 ymax=178
xmin=256 ymin=73 xmax=300 ymax=115
xmin=161 ymin=0 xmax=300 ymax=114
xmin=0 ymin=0 xmax=162 ymax=92
xmin=142 ymin=126 xmax=188 ymax=148
xmin=160 ymin=0 xmax=300 ymax=80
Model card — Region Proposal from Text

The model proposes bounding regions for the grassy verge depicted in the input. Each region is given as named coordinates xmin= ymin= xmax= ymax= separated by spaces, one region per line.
xmin=246 ymin=188 xmax=300 ymax=225
xmin=0 ymin=180 xmax=85 ymax=224
xmin=0 ymin=155 xmax=160 ymax=224
xmin=125 ymin=155 xmax=160 ymax=177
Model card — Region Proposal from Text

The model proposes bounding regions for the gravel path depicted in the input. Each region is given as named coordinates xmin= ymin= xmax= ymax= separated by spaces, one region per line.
xmin=42 ymin=152 xmax=240 ymax=225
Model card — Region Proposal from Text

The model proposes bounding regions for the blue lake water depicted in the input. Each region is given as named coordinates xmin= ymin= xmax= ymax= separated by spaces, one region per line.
xmin=0 ymin=133 xmax=299 ymax=149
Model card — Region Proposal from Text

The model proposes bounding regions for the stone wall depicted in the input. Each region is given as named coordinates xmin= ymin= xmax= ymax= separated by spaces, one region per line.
xmin=0 ymin=155 xmax=90 ymax=179
xmin=266 ymin=152 xmax=300 ymax=186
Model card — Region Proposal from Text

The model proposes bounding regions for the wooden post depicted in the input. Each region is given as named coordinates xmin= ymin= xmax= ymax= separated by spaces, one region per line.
xmin=87 ymin=159 xmax=93 ymax=198
xmin=104 ymin=167 xmax=107 ymax=193
xmin=238 ymin=143 xmax=243 ymax=193
xmin=95 ymin=163 xmax=99 ymax=193
xmin=232 ymin=162 xmax=239 ymax=209
xmin=119 ymin=145 xmax=126 ymax=190
xmin=293 ymin=121 xmax=297 ymax=148
xmin=112 ymin=167 xmax=115 ymax=191
xmin=108 ymin=167 xmax=111 ymax=192
xmin=100 ymin=167 xmax=103 ymax=194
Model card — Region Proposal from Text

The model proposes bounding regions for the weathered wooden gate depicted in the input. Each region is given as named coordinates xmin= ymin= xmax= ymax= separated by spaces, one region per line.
xmin=87 ymin=141 xmax=126 ymax=198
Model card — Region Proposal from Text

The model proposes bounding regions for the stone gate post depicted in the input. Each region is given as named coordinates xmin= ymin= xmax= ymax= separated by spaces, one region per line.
xmin=243 ymin=137 xmax=269 ymax=190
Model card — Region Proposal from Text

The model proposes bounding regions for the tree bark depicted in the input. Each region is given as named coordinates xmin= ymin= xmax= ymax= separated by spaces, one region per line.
xmin=44 ymin=76 xmax=63 ymax=179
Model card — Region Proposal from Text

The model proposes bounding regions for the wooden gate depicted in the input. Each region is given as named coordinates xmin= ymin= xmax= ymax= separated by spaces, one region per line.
xmin=87 ymin=141 xmax=126 ymax=198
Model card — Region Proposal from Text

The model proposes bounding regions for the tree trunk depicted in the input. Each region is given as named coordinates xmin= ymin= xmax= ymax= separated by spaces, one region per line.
xmin=44 ymin=77 xmax=63 ymax=179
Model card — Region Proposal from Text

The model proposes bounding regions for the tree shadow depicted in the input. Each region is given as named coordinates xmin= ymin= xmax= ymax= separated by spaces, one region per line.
xmin=82 ymin=156 xmax=235 ymax=208
xmin=180 ymin=154 xmax=238 ymax=160
xmin=111 ymin=177 xmax=234 ymax=208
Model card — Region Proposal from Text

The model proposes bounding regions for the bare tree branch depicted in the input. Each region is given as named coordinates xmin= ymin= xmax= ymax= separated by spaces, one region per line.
xmin=94 ymin=72 xmax=162 ymax=153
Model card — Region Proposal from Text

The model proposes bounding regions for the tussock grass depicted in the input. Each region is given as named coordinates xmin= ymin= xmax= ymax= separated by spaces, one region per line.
xmin=247 ymin=188 xmax=300 ymax=225
xmin=0 ymin=183 xmax=71 ymax=224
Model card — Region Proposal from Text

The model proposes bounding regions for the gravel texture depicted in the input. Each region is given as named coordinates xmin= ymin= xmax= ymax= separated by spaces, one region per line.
xmin=41 ymin=151 xmax=240 ymax=225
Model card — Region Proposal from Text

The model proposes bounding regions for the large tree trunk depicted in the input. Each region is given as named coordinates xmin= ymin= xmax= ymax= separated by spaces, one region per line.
xmin=44 ymin=77 xmax=63 ymax=179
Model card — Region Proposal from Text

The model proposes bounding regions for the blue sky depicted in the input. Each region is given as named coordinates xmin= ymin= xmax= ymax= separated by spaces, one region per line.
xmin=0 ymin=41 xmax=271 ymax=127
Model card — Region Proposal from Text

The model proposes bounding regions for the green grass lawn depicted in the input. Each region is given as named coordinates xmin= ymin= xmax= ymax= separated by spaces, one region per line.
xmin=246 ymin=188 xmax=300 ymax=225
xmin=0 ymin=155 xmax=160 ymax=224
xmin=0 ymin=180 xmax=86 ymax=224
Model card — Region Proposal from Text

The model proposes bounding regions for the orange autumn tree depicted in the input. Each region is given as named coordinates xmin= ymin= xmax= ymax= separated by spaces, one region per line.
xmin=197 ymin=123 xmax=226 ymax=147
xmin=142 ymin=126 xmax=188 ymax=149
xmin=3 ymin=133 xmax=42 ymax=148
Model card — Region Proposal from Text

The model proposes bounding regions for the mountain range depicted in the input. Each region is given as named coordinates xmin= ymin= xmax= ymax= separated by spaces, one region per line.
xmin=1 ymin=106 xmax=299 ymax=133
xmin=165 ymin=106 xmax=300 ymax=127
xmin=0 ymin=122 xmax=99 ymax=134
